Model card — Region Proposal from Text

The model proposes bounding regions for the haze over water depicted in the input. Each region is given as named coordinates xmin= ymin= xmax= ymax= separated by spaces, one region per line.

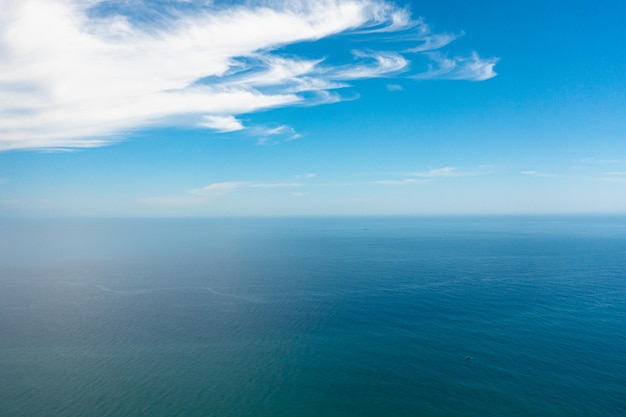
xmin=1 ymin=216 xmax=625 ymax=416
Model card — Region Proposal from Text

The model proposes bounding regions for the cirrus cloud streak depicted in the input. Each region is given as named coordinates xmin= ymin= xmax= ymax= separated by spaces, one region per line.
xmin=0 ymin=0 xmax=498 ymax=151
xmin=189 ymin=181 xmax=303 ymax=196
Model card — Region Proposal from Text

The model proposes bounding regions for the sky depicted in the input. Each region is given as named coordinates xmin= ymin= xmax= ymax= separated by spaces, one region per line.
xmin=0 ymin=0 xmax=625 ymax=217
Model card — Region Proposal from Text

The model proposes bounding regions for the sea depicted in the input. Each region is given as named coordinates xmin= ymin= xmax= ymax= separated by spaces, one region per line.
xmin=1 ymin=216 xmax=625 ymax=417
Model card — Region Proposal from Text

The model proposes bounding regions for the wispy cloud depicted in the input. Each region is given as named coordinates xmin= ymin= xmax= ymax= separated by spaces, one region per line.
xmin=520 ymin=170 xmax=558 ymax=177
xmin=294 ymin=173 xmax=317 ymax=179
xmin=366 ymin=166 xmax=490 ymax=185
xmin=580 ymin=158 xmax=621 ymax=164
xmin=250 ymin=182 xmax=303 ymax=189
xmin=138 ymin=196 xmax=206 ymax=206
xmin=198 ymin=115 xmax=244 ymax=132
xmin=409 ymin=166 xmax=459 ymax=177
xmin=407 ymin=166 xmax=487 ymax=178
xmin=330 ymin=50 xmax=409 ymax=80
xmin=0 ymin=0 xmax=498 ymax=151
xmin=0 ymin=178 xmax=7 ymax=184
xmin=599 ymin=178 xmax=626 ymax=183
xmin=405 ymin=32 xmax=460 ymax=53
xmin=599 ymin=172 xmax=626 ymax=183
xmin=189 ymin=181 xmax=249 ymax=195
xmin=252 ymin=124 xmax=301 ymax=145
xmin=189 ymin=180 xmax=303 ymax=195
xmin=368 ymin=178 xmax=427 ymax=185
xmin=414 ymin=52 xmax=498 ymax=82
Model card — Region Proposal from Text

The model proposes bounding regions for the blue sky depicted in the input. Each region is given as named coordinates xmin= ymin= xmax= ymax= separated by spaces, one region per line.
xmin=1 ymin=0 xmax=625 ymax=216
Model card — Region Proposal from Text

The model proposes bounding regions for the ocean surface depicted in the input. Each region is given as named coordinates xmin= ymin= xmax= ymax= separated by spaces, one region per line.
xmin=1 ymin=216 xmax=625 ymax=417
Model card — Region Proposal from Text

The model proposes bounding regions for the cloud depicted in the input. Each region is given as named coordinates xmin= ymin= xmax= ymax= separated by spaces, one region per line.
xmin=409 ymin=167 xmax=458 ymax=177
xmin=414 ymin=52 xmax=498 ymax=81
xmin=293 ymin=173 xmax=317 ymax=180
xmin=330 ymin=50 xmax=409 ymax=80
xmin=252 ymin=124 xmax=301 ymax=144
xmin=600 ymin=178 xmax=626 ymax=183
xmin=386 ymin=84 xmax=403 ymax=91
xmin=0 ymin=178 xmax=7 ymax=184
xmin=198 ymin=115 xmax=244 ymax=132
xmin=0 ymin=0 xmax=498 ymax=151
xmin=249 ymin=182 xmax=303 ymax=189
xmin=189 ymin=181 xmax=249 ymax=195
xmin=600 ymin=172 xmax=626 ymax=183
xmin=405 ymin=33 xmax=459 ymax=53
xmin=366 ymin=166 xmax=491 ymax=185
xmin=580 ymin=158 xmax=621 ymax=164
xmin=407 ymin=166 xmax=486 ymax=178
xmin=520 ymin=170 xmax=557 ymax=177
xmin=369 ymin=178 xmax=427 ymax=185
xmin=189 ymin=180 xmax=303 ymax=195
xmin=138 ymin=196 xmax=206 ymax=206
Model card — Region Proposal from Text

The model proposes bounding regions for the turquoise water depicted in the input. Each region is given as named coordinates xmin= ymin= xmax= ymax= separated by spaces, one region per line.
xmin=1 ymin=217 xmax=625 ymax=416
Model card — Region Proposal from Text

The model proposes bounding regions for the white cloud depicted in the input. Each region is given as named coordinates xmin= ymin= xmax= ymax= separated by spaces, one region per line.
xmin=0 ymin=178 xmax=7 ymax=184
xmin=520 ymin=170 xmax=557 ymax=177
xmin=580 ymin=158 xmax=621 ymax=164
xmin=330 ymin=50 xmax=409 ymax=80
xmin=412 ymin=167 xmax=458 ymax=177
xmin=189 ymin=181 xmax=250 ymax=195
xmin=252 ymin=124 xmax=301 ymax=144
xmin=250 ymin=182 xmax=303 ymax=189
xmin=402 ymin=166 xmax=493 ymax=178
xmin=600 ymin=177 xmax=626 ymax=183
xmin=189 ymin=180 xmax=303 ymax=195
xmin=407 ymin=167 xmax=465 ymax=178
xmin=138 ymin=196 xmax=206 ymax=206
xmin=0 ymin=0 xmax=498 ymax=151
xmin=414 ymin=52 xmax=498 ymax=81
xmin=198 ymin=115 xmax=244 ymax=132
xmin=600 ymin=172 xmax=626 ymax=183
xmin=369 ymin=178 xmax=427 ymax=185
xmin=405 ymin=33 xmax=459 ymax=53
xmin=367 ymin=166 xmax=491 ymax=184
xmin=386 ymin=84 xmax=403 ymax=91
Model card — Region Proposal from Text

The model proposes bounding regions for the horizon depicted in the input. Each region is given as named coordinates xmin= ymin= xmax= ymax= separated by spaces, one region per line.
xmin=4 ymin=213 xmax=626 ymax=220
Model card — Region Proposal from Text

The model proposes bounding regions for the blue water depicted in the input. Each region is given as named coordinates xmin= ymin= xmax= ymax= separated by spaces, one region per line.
xmin=1 ymin=217 xmax=625 ymax=416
